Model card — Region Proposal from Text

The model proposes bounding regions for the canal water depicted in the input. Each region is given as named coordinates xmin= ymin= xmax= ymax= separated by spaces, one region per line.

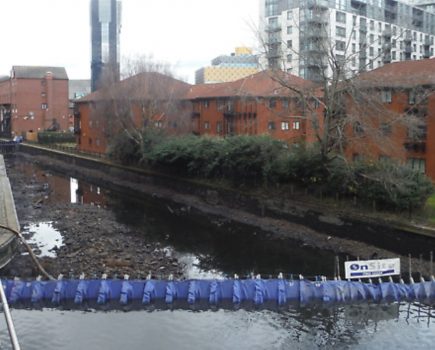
xmin=1 ymin=156 xmax=434 ymax=349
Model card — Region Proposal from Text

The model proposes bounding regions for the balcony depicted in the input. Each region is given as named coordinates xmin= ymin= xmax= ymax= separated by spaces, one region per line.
xmin=307 ymin=0 xmax=329 ymax=10
xmin=404 ymin=46 xmax=413 ymax=54
xmin=359 ymin=24 xmax=367 ymax=33
xmin=383 ymin=54 xmax=392 ymax=63
xmin=265 ymin=24 xmax=281 ymax=33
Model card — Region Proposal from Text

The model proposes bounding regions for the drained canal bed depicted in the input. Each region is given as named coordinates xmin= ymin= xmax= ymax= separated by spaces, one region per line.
xmin=3 ymin=154 xmax=341 ymax=279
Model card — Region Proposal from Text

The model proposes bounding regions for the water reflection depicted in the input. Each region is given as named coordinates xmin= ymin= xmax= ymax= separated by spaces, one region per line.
xmin=1 ymin=302 xmax=433 ymax=350
xmin=23 ymin=222 xmax=63 ymax=258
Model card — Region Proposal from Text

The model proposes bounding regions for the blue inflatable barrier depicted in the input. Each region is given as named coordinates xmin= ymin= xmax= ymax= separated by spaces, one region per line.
xmin=2 ymin=278 xmax=435 ymax=307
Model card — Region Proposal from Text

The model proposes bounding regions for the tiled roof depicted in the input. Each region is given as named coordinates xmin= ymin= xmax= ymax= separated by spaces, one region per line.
xmin=12 ymin=66 xmax=68 ymax=80
xmin=354 ymin=58 xmax=435 ymax=88
xmin=187 ymin=70 xmax=315 ymax=99
xmin=78 ymin=70 xmax=316 ymax=103
xmin=78 ymin=72 xmax=192 ymax=102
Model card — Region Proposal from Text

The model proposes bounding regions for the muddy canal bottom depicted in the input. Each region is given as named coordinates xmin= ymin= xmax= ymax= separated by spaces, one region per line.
xmin=7 ymin=156 xmax=338 ymax=279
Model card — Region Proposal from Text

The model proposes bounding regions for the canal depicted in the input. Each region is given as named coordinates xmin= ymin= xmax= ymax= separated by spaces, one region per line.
xmin=0 ymin=154 xmax=434 ymax=349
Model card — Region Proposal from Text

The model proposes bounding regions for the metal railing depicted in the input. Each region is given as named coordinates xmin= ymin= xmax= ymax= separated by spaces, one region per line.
xmin=0 ymin=279 xmax=20 ymax=349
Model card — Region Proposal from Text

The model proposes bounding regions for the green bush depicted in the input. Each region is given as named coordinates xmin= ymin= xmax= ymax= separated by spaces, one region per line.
xmin=108 ymin=130 xmax=434 ymax=211
xmin=353 ymin=160 xmax=433 ymax=210
xmin=37 ymin=132 xmax=75 ymax=144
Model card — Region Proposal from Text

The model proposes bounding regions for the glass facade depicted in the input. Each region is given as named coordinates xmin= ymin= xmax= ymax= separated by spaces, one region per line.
xmin=91 ymin=0 xmax=122 ymax=91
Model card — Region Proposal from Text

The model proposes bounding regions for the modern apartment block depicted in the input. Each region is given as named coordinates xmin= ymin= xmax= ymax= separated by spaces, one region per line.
xmin=195 ymin=47 xmax=260 ymax=84
xmin=260 ymin=0 xmax=435 ymax=81
xmin=90 ymin=0 xmax=122 ymax=91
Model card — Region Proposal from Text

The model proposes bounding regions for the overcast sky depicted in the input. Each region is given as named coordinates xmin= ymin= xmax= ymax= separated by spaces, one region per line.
xmin=0 ymin=0 xmax=259 ymax=82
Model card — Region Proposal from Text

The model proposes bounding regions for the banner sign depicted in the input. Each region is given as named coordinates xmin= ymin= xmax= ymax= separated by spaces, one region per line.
xmin=344 ymin=258 xmax=401 ymax=279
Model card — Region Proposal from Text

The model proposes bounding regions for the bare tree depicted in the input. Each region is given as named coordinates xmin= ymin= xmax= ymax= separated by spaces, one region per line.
xmin=257 ymin=3 xmax=430 ymax=169
xmin=91 ymin=55 xmax=192 ymax=154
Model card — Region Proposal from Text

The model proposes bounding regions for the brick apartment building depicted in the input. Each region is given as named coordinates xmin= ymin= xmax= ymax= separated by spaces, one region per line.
xmin=75 ymin=61 xmax=435 ymax=180
xmin=345 ymin=58 xmax=435 ymax=177
xmin=75 ymin=72 xmax=192 ymax=154
xmin=0 ymin=66 xmax=69 ymax=138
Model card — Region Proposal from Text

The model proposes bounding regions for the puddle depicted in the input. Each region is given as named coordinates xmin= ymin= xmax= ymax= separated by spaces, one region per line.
xmin=175 ymin=252 xmax=225 ymax=279
xmin=23 ymin=222 xmax=64 ymax=258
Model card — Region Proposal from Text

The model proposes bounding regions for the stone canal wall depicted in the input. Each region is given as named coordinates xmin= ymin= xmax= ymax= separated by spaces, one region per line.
xmin=18 ymin=144 xmax=435 ymax=259
xmin=0 ymin=155 xmax=19 ymax=268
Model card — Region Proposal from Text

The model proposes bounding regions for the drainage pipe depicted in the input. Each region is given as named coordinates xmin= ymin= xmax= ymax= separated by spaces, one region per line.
xmin=0 ymin=224 xmax=54 ymax=281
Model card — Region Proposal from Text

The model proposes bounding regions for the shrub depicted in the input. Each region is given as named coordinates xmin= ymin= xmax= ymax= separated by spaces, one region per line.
xmin=107 ymin=132 xmax=141 ymax=165
xmin=37 ymin=132 xmax=75 ymax=144
xmin=353 ymin=160 xmax=433 ymax=210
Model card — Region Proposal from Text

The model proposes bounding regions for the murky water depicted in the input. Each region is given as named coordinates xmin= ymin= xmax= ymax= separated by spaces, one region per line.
xmin=2 ymin=155 xmax=435 ymax=349
xmin=0 ymin=302 xmax=434 ymax=349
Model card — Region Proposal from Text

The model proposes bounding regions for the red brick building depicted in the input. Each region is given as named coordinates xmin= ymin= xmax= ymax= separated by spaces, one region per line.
xmin=344 ymin=59 xmax=435 ymax=178
xmin=0 ymin=66 xmax=69 ymax=138
xmin=187 ymin=71 xmax=315 ymax=142
xmin=75 ymin=70 xmax=315 ymax=153
xmin=75 ymin=63 xmax=435 ymax=180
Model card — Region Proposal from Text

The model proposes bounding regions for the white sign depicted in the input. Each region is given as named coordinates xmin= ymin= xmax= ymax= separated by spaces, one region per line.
xmin=344 ymin=258 xmax=401 ymax=279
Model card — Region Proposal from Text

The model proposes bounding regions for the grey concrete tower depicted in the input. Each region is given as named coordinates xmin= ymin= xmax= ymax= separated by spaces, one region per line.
xmin=90 ymin=0 xmax=122 ymax=91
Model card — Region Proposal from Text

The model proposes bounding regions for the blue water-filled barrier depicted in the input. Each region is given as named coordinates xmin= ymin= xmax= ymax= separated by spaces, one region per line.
xmin=3 ymin=278 xmax=435 ymax=306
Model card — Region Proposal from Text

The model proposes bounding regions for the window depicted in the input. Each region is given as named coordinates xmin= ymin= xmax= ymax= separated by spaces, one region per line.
xmin=287 ymin=10 xmax=293 ymax=20
xmin=154 ymin=121 xmax=163 ymax=128
xmin=268 ymin=121 xmax=275 ymax=130
xmin=282 ymin=99 xmax=289 ymax=109
xmin=370 ymin=20 xmax=374 ymax=30
xmin=408 ymin=89 xmax=416 ymax=104
xmin=336 ymin=11 xmax=346 ymax=23
xmin=381 ymin=89 xmax=392 ymax=103
xmin=378 ymin=22 xmax=382 ymax=32
xmin=216 ymin=121 xmax=222 ymax=133
xmin=281 ymin=121 xmax=289 ymax=130
xmin=203 ymin=100 xmax=209 ymax=108
xmin=354 ymin=122 xmax=364 ymax=135
xmin=392 ymin=51 xmax=396 ymax=60
xmin=336 ymin=40 xmax=346 ymax=51
xmin=380 ymin=122 xmax=392 ymax=135
xmin=407 ymin=158 xmax=426 ymax=173
xmin=204 ymin=121 xmax=210 ymax=130
xmin=287 ymin=40 xmax=292 ymax=48
xmin=287 ymin=26 xmax=292 ymax=35
xmin=41 ymin=103 xmax=48 ymax=110
xmin=269 ymin=98 xmax=277 ymax=108
xmin=287 ymin=54 xmax=292 ymax=62
xmin=292 ymin=121 xmax=300 ymax=130
xmin=370 ymin=34 xmax=374 ymax=44
xmin=369 ymin=47 xmax=374 ymax=56
xmin=352 ymin=43 xmax=356 ymax=53
xmin=336 ymin=26 xmax=346 ymax=37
